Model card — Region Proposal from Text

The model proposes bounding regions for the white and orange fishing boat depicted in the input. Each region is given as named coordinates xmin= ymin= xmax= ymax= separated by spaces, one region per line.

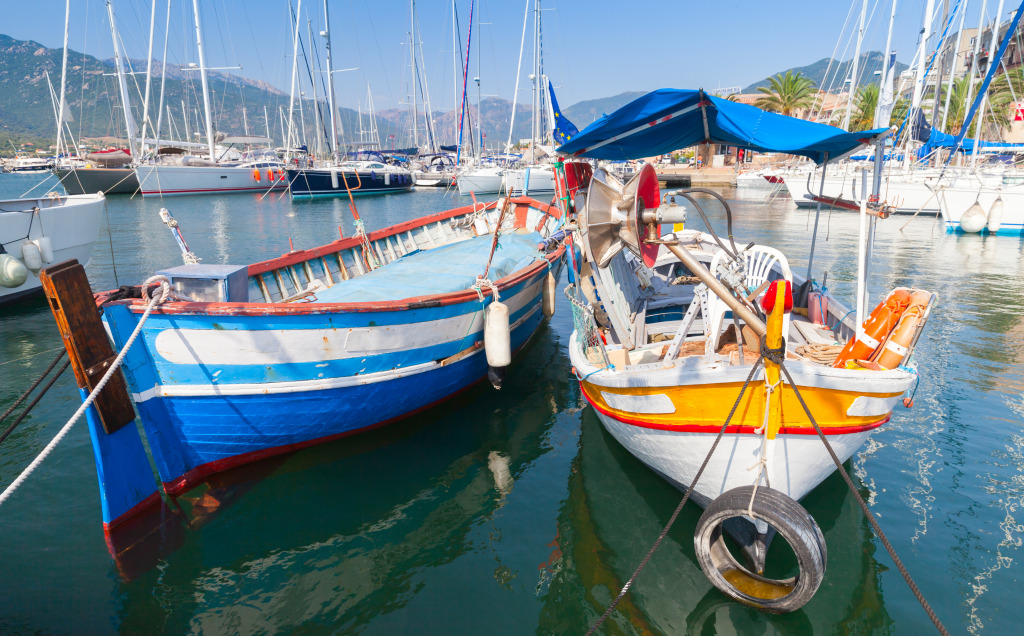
xmin=557 ymin=89 xmax=936 ymax=612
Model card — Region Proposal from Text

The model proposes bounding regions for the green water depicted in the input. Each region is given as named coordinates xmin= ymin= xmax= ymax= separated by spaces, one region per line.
xmin=0 ymin=172 xmax=1022 ymax=633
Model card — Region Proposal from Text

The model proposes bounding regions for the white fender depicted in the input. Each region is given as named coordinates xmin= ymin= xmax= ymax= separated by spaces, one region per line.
xmin=959 ymin=201 xmax=987 ymax=233
xmin=330 ymin=168 xmax=339 ymax=189
xmin=384 ymin=172 xmax=391 ymax=186
xmin=20 ymin=241 xmax=43 ymax=272
xmin=0 ymin=253 xmax=29 ymax=288
xmin=542 ymin=271 xmax=557 ymax=318
xmin=484 ymin=301 xmax=511 ymax=367
xmin=34 ymin=237 xmax=54 ymax=263
xmin=987 ymin=196 xmax=1004 ymax=234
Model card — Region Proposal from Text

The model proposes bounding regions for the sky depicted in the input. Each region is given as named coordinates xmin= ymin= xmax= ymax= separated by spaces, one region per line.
xmin=0 ymin=0 xmax=1013 ymax=113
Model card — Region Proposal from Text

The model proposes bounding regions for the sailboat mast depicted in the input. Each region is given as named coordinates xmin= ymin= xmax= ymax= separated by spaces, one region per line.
xmin=873 ymin=0 xmax=898 ymax=129
xmin=972 ymin=0 xmax=1006 ymax=166
xmin=55 ymin=0 xmax=70 ymax=160
xmin=531 ymin=0 xmax=540 ymax=162
xmin=154 ymin=0 xmax=171 ymax=154
xmin=140 ymin=0 xmax=157 ymax=157
xmin=286 ymin=0 xmax=304 ymax=159
xmin=475 ymin=0 xmax=482 ymax=158
xmin=106 ymin=1 xmax=138 ymax=152
xmin=930 ymin=0 xmax=952 ymax=131
xmin=411 ymin=0 xmax=419 ymax=149
xmin=940 ymin=0 xmax=969 ymax=133
xmin=842 ymin=0 xmax=869 ymax=130
xmin=324 ymin=0 xmax=339 ymax=163
xmin=264 ymin=105 xmax=272 ymax=146
xmin=905 ymin=0 xmax=937 ymax=167
xmin=191 ymin=0 xmax=216 ymax=161
xmin=507 ymin=0 xmax=530 ymax=152
xmin=308 ymin=19 xmax=321 ymax=159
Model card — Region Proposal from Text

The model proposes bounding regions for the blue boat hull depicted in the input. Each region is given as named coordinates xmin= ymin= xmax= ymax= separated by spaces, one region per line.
xmin=287 ymin=168 xmax=415 ymax=197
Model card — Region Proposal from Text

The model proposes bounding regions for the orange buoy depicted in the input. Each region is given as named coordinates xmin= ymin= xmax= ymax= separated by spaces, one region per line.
xmin=832 ymin=288 xmax=912 ymax=368
xmin=873 ymin=290 xmax=931 ymax=369
xmin=266 ymin=169 xmax=274 ymax=181
xmin=278 ymin=169 xmax=286 ymax=181
xmin=253 ymin=168 xmax=261 ymax=181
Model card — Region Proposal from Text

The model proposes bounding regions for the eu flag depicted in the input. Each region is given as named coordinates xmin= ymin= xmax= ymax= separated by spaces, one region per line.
xmin=548 ymin=81 xmax=579 ymax=145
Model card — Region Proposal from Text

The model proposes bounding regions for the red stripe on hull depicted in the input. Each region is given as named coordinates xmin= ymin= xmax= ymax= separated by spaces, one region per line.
xmin=579 ymin=384 xmax=889 ymax=436
xmin=102 ymin=490 xmax=164 ymax=530
xmin=140 ymin=185 xmax=287 ymax=195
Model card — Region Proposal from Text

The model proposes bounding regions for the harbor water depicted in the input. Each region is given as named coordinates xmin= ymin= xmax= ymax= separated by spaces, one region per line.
xmin=1 ymin=173 xmax=1022 ymax=633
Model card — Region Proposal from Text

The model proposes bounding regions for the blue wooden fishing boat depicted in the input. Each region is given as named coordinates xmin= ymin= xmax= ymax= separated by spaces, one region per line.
xmin=43 ymin=196 xmax=566 ymax=543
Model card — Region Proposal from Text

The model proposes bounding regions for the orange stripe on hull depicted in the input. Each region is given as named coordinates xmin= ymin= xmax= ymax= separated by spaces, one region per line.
xmin=579 ymin=379 xmax=899 ymax=434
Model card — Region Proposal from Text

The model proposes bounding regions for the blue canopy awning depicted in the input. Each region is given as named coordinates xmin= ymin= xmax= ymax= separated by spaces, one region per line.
xmin=556 ymin=89 xmax=887 ymax=164
xmin=919 ymin=127 xmax=1024 ymax=156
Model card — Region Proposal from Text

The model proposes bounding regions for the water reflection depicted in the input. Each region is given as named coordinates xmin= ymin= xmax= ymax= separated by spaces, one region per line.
xmin=114 ymin=324 xmax=572 ymax=632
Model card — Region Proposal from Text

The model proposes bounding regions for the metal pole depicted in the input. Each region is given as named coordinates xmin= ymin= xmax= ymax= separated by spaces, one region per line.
xmin=139 ymin=0 xmax=157 ymax=157
xmin=665 ymin=243 xmax=767 ymax=336
xmin=410 ymin=0 xmax=419 ymax=149
xmin=531 ymin=0 xmax=540 ymax=163
xmin=941 ymin=0 xmax=969 ymax=134
xmin=55 ymin=0 xmax=70 ymax=162
xmin=324 ymin=0 xmax=339 ymax=163
xmin=154 ymin=0 xmax=171 ymax=154
xmin=972 ymin=0 xmax=1006 ymax=167
xmin=191 ymin=0 xmax=216 ymax=161
xmin=507 ymin=0 xmax=530 ymax=151
xmin=286 ymin=0 xmax=304 ymax=159
xmin=805 ymin=153 xmax=829 ymax=282
xmin=842 ymin=0 xmax=869 ymax=131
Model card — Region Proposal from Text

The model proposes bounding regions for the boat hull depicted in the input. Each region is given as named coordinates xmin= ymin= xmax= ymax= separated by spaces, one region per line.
xmin=506 ymin=166 xmax=556 ymax=194
xmin=135 ymin=164 xmax=288 ymax=197
xmin=570 ymin=337 xmax=914 ymax=506
xmin=287 ymin=168 xmax=415 ymax=197
xmin=938 ymin=186 xmax=1024 ymax=235
xmin=456 ymin=170 xmax=504 ymax=195
xmin=56 ymin=167 xmax=139 ymax=195
xmin=0 ymin=193 xmax=104 ymax=306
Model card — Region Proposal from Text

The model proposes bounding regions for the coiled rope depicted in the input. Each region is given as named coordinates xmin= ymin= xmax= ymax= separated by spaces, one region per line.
xmin=794 ymin=343 xmax=844 ymax=365
xmin=0 ymin=276 xmax=171 ymax=509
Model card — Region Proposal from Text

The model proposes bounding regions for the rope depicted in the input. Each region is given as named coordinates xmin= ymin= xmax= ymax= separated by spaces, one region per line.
xmin=794 ymin=343 xmax=844 ymax=365
xmin=585 ymin=358 xmax=765 ymax=635
xmin=0 ymin=360 xmax=71 ymax=447
xmin=0 ymin=350 xmax=65 ymax=424
xmin=777 ymin=360 xmax=949 ymax=635
xmin=0 ymin=276 xmax=170 ymax=509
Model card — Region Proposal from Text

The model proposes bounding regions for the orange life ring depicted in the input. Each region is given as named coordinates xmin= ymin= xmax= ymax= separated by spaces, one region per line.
xmin=832 ymin=288 xmax=912 ymax=368
xmin=873 ymin=290 xmax=931 ymax=369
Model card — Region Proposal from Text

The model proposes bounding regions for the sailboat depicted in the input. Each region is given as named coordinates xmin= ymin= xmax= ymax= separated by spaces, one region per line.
xmin=133 ymin=0 xmax=287 ymax=197
xmin=558 ymin=89 xmax=935 ymax=612
xmin=286 ymin=1 xmax=414 ymax=198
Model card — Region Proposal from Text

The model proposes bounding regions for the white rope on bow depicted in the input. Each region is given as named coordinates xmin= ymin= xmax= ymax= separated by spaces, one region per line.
xmin=746 ymin=378 xmax=782 ymax=519
xmin=0 ymin=276 xmax=172 ymax=508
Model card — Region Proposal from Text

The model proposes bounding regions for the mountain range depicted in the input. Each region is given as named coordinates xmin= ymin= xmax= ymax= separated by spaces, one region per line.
xmin=744 ymin=50 xmax=909 ymax=93
xmin=0 ymin=33 xmax=905 ymax=156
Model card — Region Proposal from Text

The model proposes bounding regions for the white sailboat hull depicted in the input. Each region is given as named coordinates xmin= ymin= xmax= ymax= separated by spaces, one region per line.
xmin=456 ymin=170 xmax=504 ymax=195
xmin=135 ymin=164 xmax=288 ymax=197
xmin=505 ymin=166 xmax=556 ymax=194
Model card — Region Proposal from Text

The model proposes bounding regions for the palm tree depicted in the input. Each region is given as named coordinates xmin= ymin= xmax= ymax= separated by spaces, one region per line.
xmin=940 ymin=76 xmax=973 ymax=135
xmin=849 ymin=84 xmax=879 ymax=131
xmin=986 ymin=68 xmax=1024 ymax=134
xmin=754 ymin=71 xmax=816 ymax=117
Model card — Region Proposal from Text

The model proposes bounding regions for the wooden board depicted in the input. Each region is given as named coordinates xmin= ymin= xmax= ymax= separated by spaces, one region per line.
xmin=40 ymin=260 xmax=136 ymax=435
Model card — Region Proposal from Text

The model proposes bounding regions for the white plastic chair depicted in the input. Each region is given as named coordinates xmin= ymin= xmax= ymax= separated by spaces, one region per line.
xmin=705 ymin=245 xmax=793 ymax=353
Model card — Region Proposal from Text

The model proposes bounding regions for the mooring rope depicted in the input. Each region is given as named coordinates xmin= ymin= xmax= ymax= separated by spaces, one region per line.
xmin=776 ymin=360 xmax=949 ymax=635
xmin=0 ymin=350 xmax=66 ymax=425
xmin=0 ymin=359 xmax=71 ymax=447
xmin=0 ymin=276 xmax=170 ymax=509
xmin=585 ymin=357 xmax=766 ymax=635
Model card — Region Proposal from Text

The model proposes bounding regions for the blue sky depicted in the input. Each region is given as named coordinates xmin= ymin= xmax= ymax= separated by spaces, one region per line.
xmin=0 ymin=0 xmax=1007 ymax=111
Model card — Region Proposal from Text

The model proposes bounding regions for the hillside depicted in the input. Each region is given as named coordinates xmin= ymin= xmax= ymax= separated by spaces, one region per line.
xmin=744 ymin=51 xmax=909 ymax=93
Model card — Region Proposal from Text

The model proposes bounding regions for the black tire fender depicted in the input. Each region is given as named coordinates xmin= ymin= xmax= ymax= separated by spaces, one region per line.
xmin=694 ymin=485 xmax=826 ymax=613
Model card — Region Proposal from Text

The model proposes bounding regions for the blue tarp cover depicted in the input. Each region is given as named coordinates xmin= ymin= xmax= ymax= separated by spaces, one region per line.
xmin=556 ymin=89 xmax=886 ymax=164
xmin=919 ymin=127 xmax=1024 ymax=156
xmin=313 ymin=232 xmax=543 ymax=303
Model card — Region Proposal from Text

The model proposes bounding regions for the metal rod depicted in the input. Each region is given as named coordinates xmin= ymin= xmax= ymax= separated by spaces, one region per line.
xmin=664 ymin=243 xmax=767 ymax=336
xmin=805 ymin=153 xmax=829 ymax=281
